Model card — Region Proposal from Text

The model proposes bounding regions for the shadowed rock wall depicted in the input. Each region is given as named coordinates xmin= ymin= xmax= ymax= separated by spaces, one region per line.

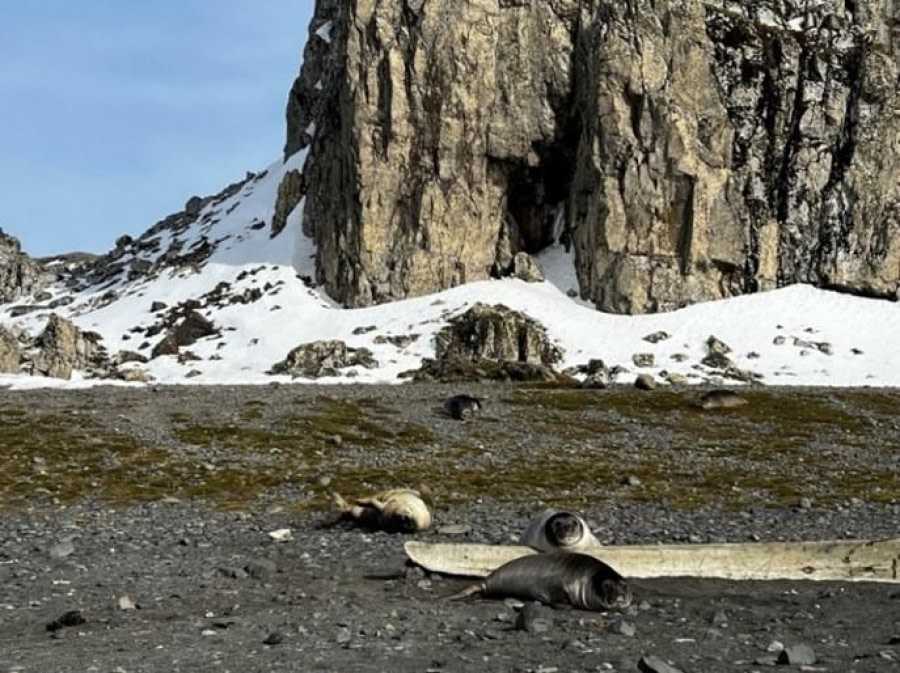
xmin=287 ymin=0 xmax=899 ymax=312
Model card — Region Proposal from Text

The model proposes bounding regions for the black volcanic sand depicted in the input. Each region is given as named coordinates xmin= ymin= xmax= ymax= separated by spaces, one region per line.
xmin=0 ymin=383 xmax=898 ymax=673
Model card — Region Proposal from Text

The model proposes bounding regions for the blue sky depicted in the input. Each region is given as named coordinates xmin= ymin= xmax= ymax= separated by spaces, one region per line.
xmin=0 ymin=1 xmax=314 ymax=257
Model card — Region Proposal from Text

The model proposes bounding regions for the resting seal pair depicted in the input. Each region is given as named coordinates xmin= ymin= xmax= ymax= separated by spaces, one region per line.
xmin=446 ymin=510 xmax=631 ymax=611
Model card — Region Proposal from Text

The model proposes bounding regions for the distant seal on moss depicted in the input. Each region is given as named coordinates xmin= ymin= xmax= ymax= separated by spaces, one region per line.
xmin=446 ymin=552 xmax=632 ymax=611
xmin=443 ymin=394 xmax=482 ymax=420
xmin=694 ymin=389 xmax=748 ymax=410
xmin=328 ymin=488 xmax=433 ymax=533
xmin=519 ymin=510 xmax=602 ymax=552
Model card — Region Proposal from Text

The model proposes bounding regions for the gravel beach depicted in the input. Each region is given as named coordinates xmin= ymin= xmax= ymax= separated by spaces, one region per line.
xmin=0 ymin=383 xmax=897 ymax=672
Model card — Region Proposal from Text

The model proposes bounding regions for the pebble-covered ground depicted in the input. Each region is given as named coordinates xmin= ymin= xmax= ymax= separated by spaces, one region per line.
xmin=0 ymin=383 xmax=897 ymax=673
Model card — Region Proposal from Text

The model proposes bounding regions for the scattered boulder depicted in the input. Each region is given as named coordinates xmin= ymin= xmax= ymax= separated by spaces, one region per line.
xmin=115 ymin=368 xmax=154 ymax=383
xmin=575 ymin=359 xmax=611 ymax=389
xmin=151 ymin=335 xmax=180 ymax=359
xmin=184 ymin=195 xmax=204 ymax=218
xmin=0 ymin=229 xmax=53 ymax=303
xmin=634 ymin=374 xmax=657 ymax=390
xmin=515 ymin=603 xmax=551 ymax=634
xmin=638 ymin=655 xmax=684 ymax=673
xmin=701 ymin=351 xmax=732 ymax=369
xmin=406 ymin=358 xmax=564 ymax=383
xmin=0 ymin=325 xmax=24 ymax=373
xmin=632 ymin=353 xmax=655 ymax=368
xmin=512 ymin=252 xmax=543 ymax=283
xmin=30 ymin=314 xmax=107 ymax=379
xmin=643 ymin=331 xmax=670 ymax=343
xmin=663 ymin=372 xmax=690 ymax=386
xmin=706 ymin=335 xmax=731 ymax=355
xmin=434 ymin=303 xmax=561 ymax=366
xmin=373 ymin=334 xmax=419 ymax=348
xmin=46 ymin=609 xmax=86 ymax=633
xmin=269 ymin=340 xmax=379 ymax=378
xmin=151 ymin=310 xmax=217 ymax=359
xmin=777 ymin=644 xmax=817 ymax=666
xmin=406 ymin=304 xmax=563 ymax=382
xmin=115 ymin=350 xmax=148 ymax=365
xmin=271 ymin=169 xmax=306 ymax=237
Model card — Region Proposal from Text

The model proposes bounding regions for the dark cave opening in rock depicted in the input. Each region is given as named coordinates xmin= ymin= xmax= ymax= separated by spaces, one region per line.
xmin=501 ymin=115 xmax=581 ymax=262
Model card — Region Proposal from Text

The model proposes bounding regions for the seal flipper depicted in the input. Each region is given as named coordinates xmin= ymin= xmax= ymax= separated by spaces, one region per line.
xmin=443 ymin=582 xmax=486 ymax=601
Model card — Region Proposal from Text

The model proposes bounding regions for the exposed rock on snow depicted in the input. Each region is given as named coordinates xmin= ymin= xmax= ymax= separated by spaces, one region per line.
xmin=434 ymin=303 xmax=562 ymax=367
xmin=269 ymin=340 xmax=378 ymax=378
xmin=0 ymin=229 xmax=52 ymax=303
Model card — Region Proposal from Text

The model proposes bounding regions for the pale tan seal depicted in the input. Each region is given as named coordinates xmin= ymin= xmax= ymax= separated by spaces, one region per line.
xmin=328 ymin=488 xmax=433 ymax=533
xmin=694 ymin=389 xmax=749 ymax=410
xmin=446 ymin=552 xmax=632 ymax=611
xmin=518 ymin=510 xmax=602 ymax=552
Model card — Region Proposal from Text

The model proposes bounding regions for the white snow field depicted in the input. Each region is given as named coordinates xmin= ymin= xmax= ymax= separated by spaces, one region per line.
xmin=2 ymin=155 xmax=897 ymax=389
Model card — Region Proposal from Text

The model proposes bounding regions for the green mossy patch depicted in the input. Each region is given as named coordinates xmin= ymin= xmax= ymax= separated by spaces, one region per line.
xmin=0 ymin=387 xmax=896 ymax=512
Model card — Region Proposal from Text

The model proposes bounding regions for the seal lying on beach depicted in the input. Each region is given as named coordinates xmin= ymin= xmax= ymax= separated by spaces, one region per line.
xmin=694 ymin=389 xmax=749 ymax=410
xmin=446 ymin=552 xmax=632 ymax=611
xmin=443 ymin=394 xmax=482 ymax=420
xmin=519 ymin=510 xmax=602 ymax=552
xmin=328 ymin=488 xmax=433 ymax=533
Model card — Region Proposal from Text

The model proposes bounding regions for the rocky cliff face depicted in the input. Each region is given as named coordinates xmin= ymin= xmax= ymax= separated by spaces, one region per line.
xmin=0 ymin=229 xmax=52 ymax=303
xmin=287 ymin=0 xmax=899 ymax=312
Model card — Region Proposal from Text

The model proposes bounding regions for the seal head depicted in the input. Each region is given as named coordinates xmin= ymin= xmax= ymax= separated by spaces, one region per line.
xmin=519 ymin=510 xmax=602 ymax=552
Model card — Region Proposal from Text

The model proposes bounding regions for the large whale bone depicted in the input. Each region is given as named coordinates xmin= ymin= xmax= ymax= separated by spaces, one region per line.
xmin=405 ymin=538 xmax=900 ymax=583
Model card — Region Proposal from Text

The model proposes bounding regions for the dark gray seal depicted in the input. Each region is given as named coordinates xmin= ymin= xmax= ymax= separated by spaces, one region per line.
xmin=694 ymin=389 xmax=748 ymax=410
xmin=446 ymin=552 xmax=632 ymax=611
xmin=443 ymin=394 xmax=482 ymax=420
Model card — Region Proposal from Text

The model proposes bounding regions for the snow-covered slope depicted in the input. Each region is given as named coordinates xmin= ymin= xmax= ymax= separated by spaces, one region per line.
xmin=1 ymin=154 xmax=898 ymax=389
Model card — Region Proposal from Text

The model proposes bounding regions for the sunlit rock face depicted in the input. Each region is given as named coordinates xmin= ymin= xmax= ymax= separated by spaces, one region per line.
xmin=287 ymin=0 xmax=899 ymax=313
xmin=0 ymin=229 xmax=52 ymax=303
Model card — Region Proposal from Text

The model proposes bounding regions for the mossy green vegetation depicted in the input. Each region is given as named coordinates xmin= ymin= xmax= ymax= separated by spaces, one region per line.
xmin=0 ymin=386 xmax=896 ymax=512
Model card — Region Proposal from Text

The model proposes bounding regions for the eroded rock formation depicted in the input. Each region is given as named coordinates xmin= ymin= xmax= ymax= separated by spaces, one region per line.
xmin=403 ymin=303 xmax=564 ymax=382
xmin=269 ymin=340 xmax=378 ymax=378
xmin=288 ymin=0 xmax=899 ymax=313
xmin=0 ymin=229 xmax=52 ymax=303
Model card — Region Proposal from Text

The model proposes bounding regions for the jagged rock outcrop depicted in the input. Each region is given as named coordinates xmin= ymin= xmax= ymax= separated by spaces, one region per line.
xmin=151 ymin=311 xmax=218 ymax=359
xmin=269 ymin=340 xmax=378 ymax=378
xmin=289 ymin=0 xmax=899 ymax=312
xmin=0 ymin=229 xmax=52 ymax=303
xmin=271 ymin=169 xmax=306 ymax=237
xmin=405 ymin=303 xmax=563 ymax=381
xmin=435 ymin=303 xmax=562 ymax=365
xmin=0 ymin=325 xmax=24 ymax=373
xmin=29 ymin=314 xmax=108 ymax=379
xmin=0 ymin=317 xmax=113 ymax=380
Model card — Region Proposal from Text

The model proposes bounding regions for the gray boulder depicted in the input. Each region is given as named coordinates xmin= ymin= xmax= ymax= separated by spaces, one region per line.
xmin=269 ymin=340 xmax=378 ymax=378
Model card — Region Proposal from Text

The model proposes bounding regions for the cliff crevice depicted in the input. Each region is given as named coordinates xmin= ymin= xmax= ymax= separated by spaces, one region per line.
xmin=287 ymin=0 xmax=899 ymax=312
